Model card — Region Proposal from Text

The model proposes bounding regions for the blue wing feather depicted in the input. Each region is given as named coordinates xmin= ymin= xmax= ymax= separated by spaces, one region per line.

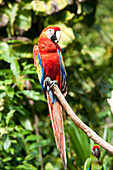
xmin=35 ymin=52 xmax=46 ymax=96
xmin=35 ymin=49 xmax=66 ymax=103
xmin=58 ymin=49 xmax=66 ymax=92
xmin=36 ymin=53 xmax=57 ymax=103
xmin=37 ymin=53 xmax=44 ymax=90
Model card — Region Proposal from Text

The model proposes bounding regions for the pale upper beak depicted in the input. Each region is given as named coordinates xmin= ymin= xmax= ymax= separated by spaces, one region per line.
xmin=56 ymin=30 xmax=61 ymax=43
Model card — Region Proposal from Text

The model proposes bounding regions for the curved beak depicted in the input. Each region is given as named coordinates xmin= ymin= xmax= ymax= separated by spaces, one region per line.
xmin=51 ymin=30 xmax=61 ymax=43
xmin=56 ymin=30 xmax=61 ymax=43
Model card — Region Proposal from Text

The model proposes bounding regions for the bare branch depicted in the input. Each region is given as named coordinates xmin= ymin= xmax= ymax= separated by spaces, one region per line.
xmin=107 ymin=91 xmax=113 ymax=115
xmin=52 ymin=84 xmax=113 ymax=154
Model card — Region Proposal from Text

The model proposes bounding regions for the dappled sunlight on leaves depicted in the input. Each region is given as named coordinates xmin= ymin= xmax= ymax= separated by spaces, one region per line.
xmin=0 ymin=0 xmax=113 ymax=169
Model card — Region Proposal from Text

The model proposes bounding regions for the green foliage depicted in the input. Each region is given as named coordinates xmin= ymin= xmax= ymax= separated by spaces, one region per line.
xmin=66 ymin=119 xmax=90 ymax=169
xmin=66 ymin=119 xmax=110 ymax=169
xmin=0 ymin=0 xmax=113 ymax=169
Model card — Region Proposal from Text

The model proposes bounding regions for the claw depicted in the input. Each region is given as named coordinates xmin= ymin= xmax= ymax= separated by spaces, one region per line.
xmin=45 ymin=77 xmax=51 ymax=86
xmin=43 ymin=77 xmax=51 ymax=90
xmin=50 ymin=80 xmax=58 ymax=89
xmin=44 ymin=77 xmax=58 ymax=90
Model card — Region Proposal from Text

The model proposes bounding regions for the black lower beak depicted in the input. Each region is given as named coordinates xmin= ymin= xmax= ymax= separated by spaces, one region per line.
xmin=51 ymin=32 xmax=57 ymax=42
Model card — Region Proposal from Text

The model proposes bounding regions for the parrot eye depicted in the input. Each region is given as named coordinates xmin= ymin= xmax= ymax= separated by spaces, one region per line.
xmin=46 ymin=29 xmax=54 ymax=39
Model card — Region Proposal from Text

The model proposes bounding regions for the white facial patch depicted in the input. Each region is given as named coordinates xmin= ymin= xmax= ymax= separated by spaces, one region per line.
xmin=46 ymin=29 xmax=54 ymax=39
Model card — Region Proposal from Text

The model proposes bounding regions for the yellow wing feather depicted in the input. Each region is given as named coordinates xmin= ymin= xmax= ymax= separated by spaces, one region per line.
xmin=33 ymin=45 xmax=42 ymax=83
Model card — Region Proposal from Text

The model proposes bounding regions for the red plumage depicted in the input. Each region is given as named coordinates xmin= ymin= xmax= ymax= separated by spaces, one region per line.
xmin=33 ymin=26 xmax=67 ymax=168
xmin=92 ymin=145 xmax=100 ymax=150
xmin=38 ymin=31 xmax=61 ymax=85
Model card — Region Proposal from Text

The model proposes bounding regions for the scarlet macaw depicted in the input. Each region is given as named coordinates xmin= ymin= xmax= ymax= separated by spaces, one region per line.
xmin=33 ymin=26 xmax=67 ymax=168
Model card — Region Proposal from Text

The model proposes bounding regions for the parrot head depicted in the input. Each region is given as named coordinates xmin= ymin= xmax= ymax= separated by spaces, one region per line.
xmin=39 ymin=26 xmax=61 ymax=43
xmin=92 ymin=145 xmax=100 ymax=159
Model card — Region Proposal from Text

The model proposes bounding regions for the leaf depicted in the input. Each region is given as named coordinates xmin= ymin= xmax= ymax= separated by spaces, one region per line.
xmin=5 ymin=86 xmax=14 ymax=98
xmin=103 ymin=126 xmax=107 ymax=141
xmin=22 ymin=129 xmax=31 ymax=135
xmin=0 ymin=127 xmax=8 ymax=136
xmin=19 ymin=117 xmax=33 ymax=131
xmin=0 ymin=13 xmax=9 ymax=28
xmin=9 ymin=105 xmax=29 ymax=116
xmin=2 ymin=157 xmax=12 ymax=162
xmin=31 ymin=0 xmax=45 ymax=13
xmin=16 ymin=164 xmax=37 ymax=170
xmin=46 ymin=0 xmax=68 ymax=14
xmin=24 ymin=154 xmax=34 ymax=161
xmin=0 ymin=69 xmax=12 ymax=76
xmin=29 ymin=142 xmax=39 ymax=150
xmin=65 ymin=11 xmax=75 ymax=21
xmin=10 ymin=59 xmax=20 ymax=77
xmin=0 ymin=42 xmax=10 ymax=57
xmin=12 ymin=43 xmax=33 ymax=58
xmin=15 ymin=9 xmax=31 ymax=32
xmin=0 ymin=90 xmax=6 ymax=99
xmin=57 ymin=23 xmax=75 ymax=48
xmin=25 ymin=134 xmax=41 ymax=142
xmin=66 ymin=119 xmax=90 ymax=165
xmin=6 ymin=110 xmax=15 ymax=125
xmin=82 ymin=46 xmax=106 ymax=64
xmin=13 ymin=133 xmax=26 ymax=152
xmin=55 ymin=0 xmax=68 ymax=11
xmin=101 ymin=126 xmax=107 ymax=159
xmin=0 ymin=42 xmax=17 ymax=63
xmin=5 ymin=79 xmax=12 ymax=85
xmin=3 ymin=134 xmax=11 ymax=151
xmin=16 ymin=157 xmax=23 ymax=161
xmin=0 ymin=54 xmax=14 ymax=63
xmin=45 ymin=162 xmax=54 ymax=170
xmin=17 ymin=90 xmax=46 ymax=101
xmin=9 ymin=148 xmax=15 ymax=155
xmin=16 ymin=165 xmax=28 ymax=170
xmin=29 ymin=140 xmax=49 ymax=150
xmin=10 ymin=3 xmax=19 ymax=35
xmin=31 ymin=0 xmax=68 ymax=14
xmin=88 ymin=46 xmax=106 ymax=60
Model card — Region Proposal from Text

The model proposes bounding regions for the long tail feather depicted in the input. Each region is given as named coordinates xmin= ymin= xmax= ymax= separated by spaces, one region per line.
xmin=47 ymin=91 xmax=67 ymax=169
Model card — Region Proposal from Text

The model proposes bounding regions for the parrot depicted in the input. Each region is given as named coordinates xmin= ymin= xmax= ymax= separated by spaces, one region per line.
xmin=92 ymin=145 xmax=100 ymax=159
xmin=33 ymin=26 xmax=67 ymax=169
xmin=85 ymin=145 xmax=100 ymax=170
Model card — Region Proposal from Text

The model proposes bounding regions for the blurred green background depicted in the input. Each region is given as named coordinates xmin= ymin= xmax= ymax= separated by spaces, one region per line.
xmin=0 ymin=0 xmax=113 ymax=169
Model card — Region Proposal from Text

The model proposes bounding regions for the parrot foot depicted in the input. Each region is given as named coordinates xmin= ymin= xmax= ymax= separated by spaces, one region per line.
xmin=50 ymin=80 xmax=58 ymax=89
xmin=44 ymin=77 xmax=51 ymax=87
xmin=44 ymin=77 xmax=58 ymax=90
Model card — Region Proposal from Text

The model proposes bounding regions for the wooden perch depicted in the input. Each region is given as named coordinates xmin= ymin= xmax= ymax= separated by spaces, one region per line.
xmin=51 ymin=84 xmax=113 ymax=154
xmin=107 ymin=90 xmax=113 ymax=115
